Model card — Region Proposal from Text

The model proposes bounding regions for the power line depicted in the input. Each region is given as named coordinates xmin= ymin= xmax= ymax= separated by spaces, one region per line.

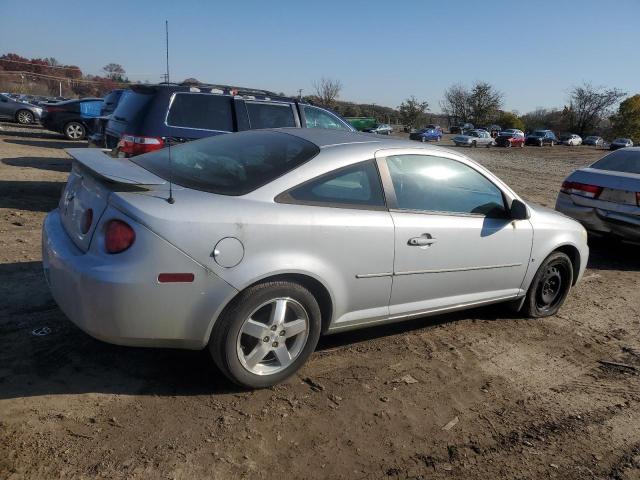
xmin=0 ymin=70 xmax=130 ymax=86
xmin=0 ymin=57 xmax=81 ymax=71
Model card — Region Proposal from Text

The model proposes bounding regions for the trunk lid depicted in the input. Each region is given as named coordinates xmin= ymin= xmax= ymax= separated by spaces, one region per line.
xmin=60 ymin=149 xmax=166 ymax=252
xmin=566 ymin=167 xmax=640 ymax=213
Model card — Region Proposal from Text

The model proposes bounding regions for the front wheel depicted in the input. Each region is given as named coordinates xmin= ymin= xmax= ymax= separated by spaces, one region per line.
xmin=16 ymin=109 xmax=35 ymax=124
xmin=471 ymin=140 xmax=477 ymax=148
xmin=209 ymin=281 xmax=322 ymax=388
xmin=421 ymin=136 xmax=426 ymax=143
xmin=521 ymin=252 xmax=573 ymax=318
xmin=64 ymin=122 xmax=86 ymax=140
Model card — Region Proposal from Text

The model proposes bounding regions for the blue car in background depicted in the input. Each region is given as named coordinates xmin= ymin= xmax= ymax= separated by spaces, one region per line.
xmin=409 ymin=127 xmax=442 ymax=142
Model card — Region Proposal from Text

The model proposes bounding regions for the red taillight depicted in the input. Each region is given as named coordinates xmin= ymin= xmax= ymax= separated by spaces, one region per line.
xmin=105 ymin=219 xmax=135 ymax=254
xmin=117 ymin=134 xmax=164 ymax=156
xmin=561 ymin=181 xmax=603 ymax=199
xmin=81 ymin=208 xmax=93 ymax=235
xmin=636 ymin=192 xmax=640 ymax=206
xmin=45 ymin=106 xmax=65 ymax=113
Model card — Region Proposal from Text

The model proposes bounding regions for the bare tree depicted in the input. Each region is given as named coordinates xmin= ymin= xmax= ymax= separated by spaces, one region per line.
xmin=313 ymin=77 xmax=342 ymax=108
xmin=398 ymin=96 xmax=429 ymax=128
xmin=566 ymin=83 xmax=625 ymax=135
xmin=440 ymin=83 xmax=470 ymax=123
xmin=102 ymin=63 xmax=126 ymax=82
xmin=468 ymin=81 xmax=503 ymax=126
xmin=441 ymin=81 xmax=503 ymax=126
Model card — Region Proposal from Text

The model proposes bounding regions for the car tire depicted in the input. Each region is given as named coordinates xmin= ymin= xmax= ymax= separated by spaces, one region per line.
xmin=471 ymin=140 xmax=477 ymax=148
xmin=506 ymin=140 xmax=511 ymax=148
xmin=519 ymin=141 xmax=524 ymax=148
xmin=421 ymin=136 xmax=426 ymax=143
xmin=16 ymin=109 xmax=35 ymax=125
xmin=209 ymin=280 xmax=322 ymax=389
xmin=64 ymin=122 xmax=86 ymax=140
xmin=521 ymin=251 xmax=573 ymax=318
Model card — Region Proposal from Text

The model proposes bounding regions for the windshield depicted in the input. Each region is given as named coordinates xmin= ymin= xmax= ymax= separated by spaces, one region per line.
xmin=531 ymin=131 xmax=546 ymax=137
xmin=132 ymin=130 xmax=320 ymax=196
xmin=591 ymin=150 xmax=640 ymax=174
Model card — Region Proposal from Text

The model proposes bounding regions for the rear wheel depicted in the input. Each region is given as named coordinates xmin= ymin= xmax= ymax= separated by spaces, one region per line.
xmin=64 ymin=122 xmax=85 ymax=140
xmin=471 ymin=140 xmax=477 ymax=148
xmin=421 ymin=136 xmax=426 ymax=143
xmin=16 ymin=109 xmax=34 ymax=125
xmin=521 ymin=252 xmax=573 ymax=318
xmin=209 ymin=281 xmax=321 ymax=388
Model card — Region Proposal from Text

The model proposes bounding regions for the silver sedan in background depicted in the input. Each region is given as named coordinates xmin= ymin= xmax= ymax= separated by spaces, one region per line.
xmin=556 ymin=147 xmax=640 ymax=243
xmin=452 ymin=129 xmax=495 ymax=147
xmin=43 ymin=129 xmax=588 ymax=388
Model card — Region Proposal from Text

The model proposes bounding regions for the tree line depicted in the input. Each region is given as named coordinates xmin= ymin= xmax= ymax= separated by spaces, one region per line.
xmin=308 ymin=76 xmax=639 ymax=141
xmin=0 ymin=53 xmax=130 ymax=97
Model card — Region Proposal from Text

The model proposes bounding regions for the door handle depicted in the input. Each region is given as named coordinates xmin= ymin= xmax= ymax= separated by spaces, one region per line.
xmin=408 ymin=234 xmax=437 ymax=246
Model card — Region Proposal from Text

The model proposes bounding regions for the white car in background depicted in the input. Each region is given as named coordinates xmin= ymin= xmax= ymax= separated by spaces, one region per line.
xmin=560 ymin=134 xmax=582 ymax=146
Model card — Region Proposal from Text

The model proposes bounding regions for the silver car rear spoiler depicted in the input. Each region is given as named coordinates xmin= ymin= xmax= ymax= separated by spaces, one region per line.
xmin=65 ymin=148 xmax=167 ymax=185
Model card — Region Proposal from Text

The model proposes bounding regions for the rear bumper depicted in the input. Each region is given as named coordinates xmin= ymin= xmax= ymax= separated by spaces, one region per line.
xmin=555 ymin=193 xmax=640 ymax=241
xmin=42 ymin=209 xmax=238 ymax=349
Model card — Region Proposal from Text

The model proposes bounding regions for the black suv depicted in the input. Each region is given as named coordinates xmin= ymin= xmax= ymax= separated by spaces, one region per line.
xmin=89 ymin=83 xmax=354 ymax=156
xmin=524 ymin=129 xmax=558 ymax=146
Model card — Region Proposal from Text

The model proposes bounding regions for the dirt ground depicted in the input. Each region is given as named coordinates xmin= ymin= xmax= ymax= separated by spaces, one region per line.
xmin=0 ymin=124 xmax=639 ymax=480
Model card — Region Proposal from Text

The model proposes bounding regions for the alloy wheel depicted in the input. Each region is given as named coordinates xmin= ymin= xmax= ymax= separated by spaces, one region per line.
xmin=66 ymin=123 xmax=84 ymax=139
xmin=17 ymin=110 xmax=34 ymax=124
xmin=236 ymin=297 xmax=309 ymax=376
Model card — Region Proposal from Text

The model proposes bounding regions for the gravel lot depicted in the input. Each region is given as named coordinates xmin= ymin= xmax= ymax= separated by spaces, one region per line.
xmin=1 ymin=124 xmax=639 ymax=480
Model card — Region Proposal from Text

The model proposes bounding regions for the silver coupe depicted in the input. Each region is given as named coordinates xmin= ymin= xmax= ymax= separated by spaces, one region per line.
xmin=43 ymin=129 xmax=588 ymax=388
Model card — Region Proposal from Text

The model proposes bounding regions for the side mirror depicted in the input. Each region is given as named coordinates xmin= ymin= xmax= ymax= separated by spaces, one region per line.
xmin=510 ymin=199 xmax=529 ymax=220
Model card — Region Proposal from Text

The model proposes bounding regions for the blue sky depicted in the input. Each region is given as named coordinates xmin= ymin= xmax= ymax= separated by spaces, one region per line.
xmin=2 ymin=0 xmax=638 ymax=113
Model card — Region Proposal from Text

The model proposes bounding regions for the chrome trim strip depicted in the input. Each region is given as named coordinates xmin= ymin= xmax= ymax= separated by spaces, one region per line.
xmin=394 ymin=263 xmax=522 ymax=276
xmin=355 ymin=272 xmax=393 ymax=279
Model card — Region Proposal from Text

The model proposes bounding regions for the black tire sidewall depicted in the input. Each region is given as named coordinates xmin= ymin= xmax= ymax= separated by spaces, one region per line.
xmin=211 ymin=281 xmax=322 ymax=388
xmin=524 ymin=252 xmax=573 ymax=318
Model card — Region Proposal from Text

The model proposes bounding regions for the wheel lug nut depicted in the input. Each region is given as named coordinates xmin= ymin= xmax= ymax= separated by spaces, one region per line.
xmin=272 ymin=341 xmax=278 ymax=347
xmin=270 ymin=325 xmax=277 ymax=331
xmin=263 ymin=336 xmax=269 ymax=343
xmin=280 ymin=330 xmax=285 ymax=336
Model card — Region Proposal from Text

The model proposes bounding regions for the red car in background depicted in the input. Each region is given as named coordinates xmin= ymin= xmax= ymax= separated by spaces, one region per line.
xmin=495 ymin=129 xmax=525 ymax=147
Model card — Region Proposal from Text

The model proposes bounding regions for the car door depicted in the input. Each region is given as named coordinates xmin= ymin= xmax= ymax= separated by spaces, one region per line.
xmin=0 ymin=94 xmax=12 ymax=119
xmin=377 ymin=151 xmax=533 ymax=317
xmin=275 ymin=159 xmax=394 ymax=330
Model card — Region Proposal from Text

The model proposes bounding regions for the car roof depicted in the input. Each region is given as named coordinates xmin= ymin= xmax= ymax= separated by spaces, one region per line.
xmin=274 ymin=127 xmax=414 ymax=149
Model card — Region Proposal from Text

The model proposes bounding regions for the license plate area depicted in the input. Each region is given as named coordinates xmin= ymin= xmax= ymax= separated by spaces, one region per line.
xmin=599 ymin=188 xmax=636 ymax=205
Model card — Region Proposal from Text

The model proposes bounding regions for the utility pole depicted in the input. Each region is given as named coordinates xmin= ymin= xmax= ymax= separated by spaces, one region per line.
xmin=297 ymin=88 xmax=303 ymax=100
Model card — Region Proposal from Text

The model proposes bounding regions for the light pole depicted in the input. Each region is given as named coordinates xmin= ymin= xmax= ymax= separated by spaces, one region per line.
xmin=297 ymin=88 xmax=303 ymax=100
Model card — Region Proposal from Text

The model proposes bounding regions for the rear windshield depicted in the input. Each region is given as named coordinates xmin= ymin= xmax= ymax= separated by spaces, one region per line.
xmin=132 ymin=130 xmax=320 ymax=195
xmin=167 ymin=93 xmax=233 ymax=131
xmin=112 ymin=90 xmax=153 ymax=124
xmin=591 ymin=150 xmax=640 ymax=175
xmin=246 ymin=102 xmax=296 ymax=129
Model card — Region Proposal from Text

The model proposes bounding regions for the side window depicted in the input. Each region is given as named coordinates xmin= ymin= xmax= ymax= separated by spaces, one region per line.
xmin=246 ymin=102 xmax=296 ymax=129
xmin=167 ymin=93 xmax=233 ymax=131
xmin=385 ymin=155 xmax=506 ymax=217
xmin=278 ymin=160 xmax=385 ymax=209
xmin=302 ymin=105 xmax=350 ymax=130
